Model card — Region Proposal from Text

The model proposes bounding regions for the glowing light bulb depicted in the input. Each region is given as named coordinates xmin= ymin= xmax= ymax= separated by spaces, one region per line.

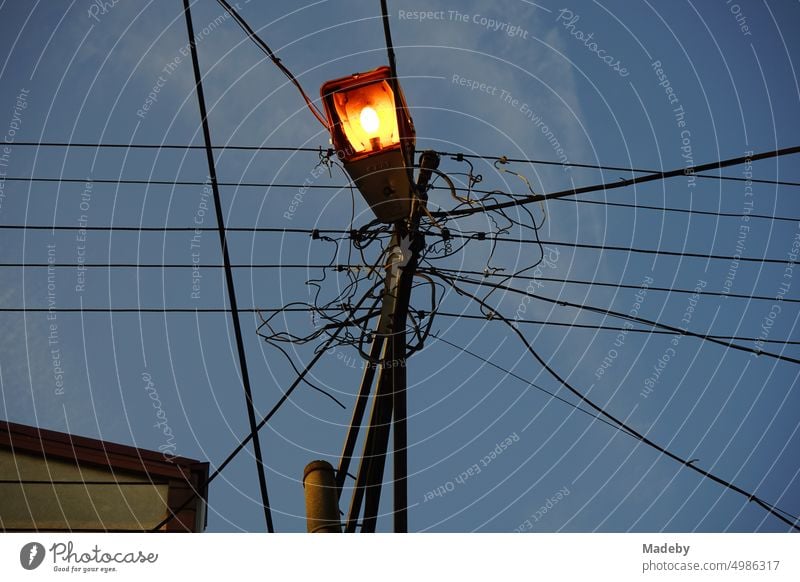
xmin=359 ymin=106 xmax=380 ymax=134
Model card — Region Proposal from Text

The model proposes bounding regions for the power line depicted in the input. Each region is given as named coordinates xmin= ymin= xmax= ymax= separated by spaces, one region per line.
xmin=0 ymin=307 xmax=314 ymax=313
xmin=431 ymin=146 xmax=800 ymax=218
xmin=436 ymin=273 xmax=800 ymax=366
xmin=0 ymin=262 xmax=360 ymax=269
xmin=436 ymin=149 xmax=800 ymax=185
xmin=6 ymin=178 xmax=798 ymax=223
xmin=441 ymin=277 xmax=800 ymax=531
xmin=151 ymin=305 xmax=352 ymax=531
xmin=432 ymin=312 xmax=800 ymax=345
xmin=4 ymin=259 xmax=795 ymax=303
xmin=430 ymin=333 xmax=635 ymax=435
xmin=434 ymin=149 xmax=800 ymax=188
xmin=10 ymin=141 xmax=799 ymax=188
xmin=6 ymin=174 xmax=797 ymax=192
xmin=0 ymin=225 xmax=352 ymax=234
xmin=422 ymin=268 xmax=800 ymax=304
xmin=10 ymin=142 xmax=324 ymax=152
xmin=550 ymin=197 xmax=800 ymax=223
xmin=437 ymin=234 xmax=790 ymax=265
xmin=6 ymin=178 xmax=799 ymax=225
xmin=182 ymin=0 xmax=273 ymax=532
xmin=3 ymin=240 xmax=788 ymax=268
xmin=3 ymin=306 xmax=795 ymax=346
xmin=2 ymin=176 xmax=347 ymax=188
xmin=214 ymin=0 xmax=328 ymax=127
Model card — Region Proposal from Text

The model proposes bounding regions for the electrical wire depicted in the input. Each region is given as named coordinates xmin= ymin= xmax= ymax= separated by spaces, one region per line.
xmin=6 ymin=178 xmax=797 ymax=223
xmin=10 ymin=174 xmax=796 ymax=193
xmin=10 ymin=142 xmax=325 ymax=152
xmin=214 ymin=0 xmax=329 ymax=128
xmin=430 ymin=332 xmax=636 ymax=435
xmin=151 ymin=323 xmax=349 ymax=531
xmin=438 ymin=273 xmax=800 ymax=366
xmin=433 ymin=274 xmax=800 ymax=532
xmin=551 ymin=196 xmax=800 ymax=223
xmin=0 ymin=307 xmax=364 ymax=313
xmin=183 ymin=0 xmax=273 ymax=532
xmin=3 ymin=305 xmax=795 ymax=346
xmin=0 ymin=235 xmax=786 ymax=270
xmin=431 ymin=146 xmax=800 ymax=219
xmin=9 ymin=141 xmax=798 ymax=188
xmin=430 ymin=312 xmax=800 ymax=345
xmin=0 ymin=225 xmax=353 ymax=234
xmin=428 ymin=234 xmax=792 ymax=265
xmin=422 ymin=267 xmax=800 ymax=304
xmin=8 ymin=89 xmax=798 ymax=532
xmin=0 ymin=263 xmax=367 ymax=269
xmin=428 ymin=149 xmax=800 ymax=186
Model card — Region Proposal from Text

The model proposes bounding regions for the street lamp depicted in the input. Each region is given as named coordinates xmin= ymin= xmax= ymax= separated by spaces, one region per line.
xmin=317 ymin=66 xmax=431 ymax=535
xmin=320 ymin=66 xmax=416 ymax=223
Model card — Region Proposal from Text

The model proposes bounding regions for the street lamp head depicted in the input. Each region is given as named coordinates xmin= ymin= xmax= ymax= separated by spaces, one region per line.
xmin=321 ymin=66 xmax=416 ymax=223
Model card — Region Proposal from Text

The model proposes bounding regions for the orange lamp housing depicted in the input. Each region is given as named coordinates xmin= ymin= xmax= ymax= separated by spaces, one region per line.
xmin=321 ymin=66 xmax=416 ymax=223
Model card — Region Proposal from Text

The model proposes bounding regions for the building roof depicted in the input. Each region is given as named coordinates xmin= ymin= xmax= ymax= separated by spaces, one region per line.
xmin=0 ymin=420 xmax=209 ymax=532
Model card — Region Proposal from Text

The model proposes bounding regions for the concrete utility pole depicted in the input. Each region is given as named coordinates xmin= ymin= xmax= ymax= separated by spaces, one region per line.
xmin=306 ymin=150 xmax=440 ymax=533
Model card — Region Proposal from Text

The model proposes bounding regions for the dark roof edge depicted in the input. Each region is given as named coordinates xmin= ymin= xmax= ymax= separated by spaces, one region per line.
xmin=0 ymin=420 xmax=209 ymax=485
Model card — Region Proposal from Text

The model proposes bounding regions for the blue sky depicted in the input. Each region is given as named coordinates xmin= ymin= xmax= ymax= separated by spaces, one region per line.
xmin=0 ymin=0 xmax=798 ymax=532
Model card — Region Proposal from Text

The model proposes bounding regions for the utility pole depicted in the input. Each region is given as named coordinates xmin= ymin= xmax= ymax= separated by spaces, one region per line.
xmin=327 ymin=150 xmax=439 ymax=533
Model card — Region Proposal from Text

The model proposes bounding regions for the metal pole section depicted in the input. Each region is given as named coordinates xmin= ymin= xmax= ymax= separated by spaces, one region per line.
xmin=389 ymin=256 xmax=412 ymax=532
xmin=181 ymin=0 xmax=274 ymax=532
xmin=344 ymin=151 xmax=440 ymax=533
xmin=355 ymin=335 xmax=396 ymax=532
xmin=335 ymin=331 xmax=385 ymax=495
xmin=344 ymin=234 xmax=405 ymax=533
xmin=391 ymin=150 xmax=439 ymax=533
xmin=303 ymin=460 xmax=342 ymax=533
